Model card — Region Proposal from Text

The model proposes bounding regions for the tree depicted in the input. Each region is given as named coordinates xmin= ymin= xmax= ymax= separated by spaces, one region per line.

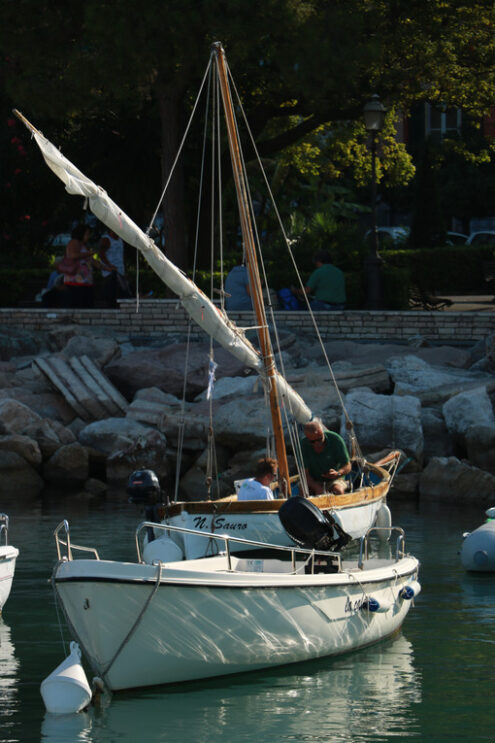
xmin=2 ymin=1 xmax=495 ymax=269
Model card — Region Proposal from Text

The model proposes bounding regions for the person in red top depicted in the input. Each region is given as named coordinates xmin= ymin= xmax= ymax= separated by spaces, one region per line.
xmin=62 ymin=224 xmax=113 ymax=308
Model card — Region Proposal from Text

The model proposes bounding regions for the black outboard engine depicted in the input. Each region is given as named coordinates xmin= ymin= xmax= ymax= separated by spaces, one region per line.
xmin=127 ymin=469 xmax=165 ymax=543
xmin=279 ymin=496 xmax=351 ymax=556
xmin=127 ymin=469 xmax=161 ymax=505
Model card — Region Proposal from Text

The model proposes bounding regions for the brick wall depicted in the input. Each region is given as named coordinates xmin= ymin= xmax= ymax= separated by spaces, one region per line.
xmin=1 ymin=300 xmax=494 ymax=343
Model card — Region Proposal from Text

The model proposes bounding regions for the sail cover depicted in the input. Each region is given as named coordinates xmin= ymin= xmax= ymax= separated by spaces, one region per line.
xmin=18 ymin=114 xmax=312 ymax=424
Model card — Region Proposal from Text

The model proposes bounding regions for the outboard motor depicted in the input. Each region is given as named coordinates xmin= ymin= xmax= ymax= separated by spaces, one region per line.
xmin=127 ymin=469 xmax=165 ymax=543
xmin=127 ymin=469 xmax=161 ymax=505
xmin=279 ymin=496 xmax=351 ymax=553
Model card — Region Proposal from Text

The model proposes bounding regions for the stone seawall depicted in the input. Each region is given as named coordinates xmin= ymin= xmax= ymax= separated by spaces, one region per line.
xmin=1 ymin=300 xmax=495 ymax=343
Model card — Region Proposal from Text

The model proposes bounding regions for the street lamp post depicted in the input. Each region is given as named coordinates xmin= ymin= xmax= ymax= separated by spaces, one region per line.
xmin=363 ymin=94 xmax=386 ymax=309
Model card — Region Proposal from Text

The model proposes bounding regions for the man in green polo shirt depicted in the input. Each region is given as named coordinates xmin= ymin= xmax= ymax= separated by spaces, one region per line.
xmin=300 ymin=419 xmax=351 ymax=495
xmin=304 ymin=251 xmax=346 ymax=310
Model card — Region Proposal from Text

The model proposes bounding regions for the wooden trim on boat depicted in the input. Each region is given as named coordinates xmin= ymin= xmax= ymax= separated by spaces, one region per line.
xmin=161 ymin=463 xmax=390 ymax=519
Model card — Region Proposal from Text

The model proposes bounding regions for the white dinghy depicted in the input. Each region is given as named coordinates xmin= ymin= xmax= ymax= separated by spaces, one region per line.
xmin=15 ymin=42 xmax=401 ymax=557
xmin=51 ymin=501 xmax=420 ymax=692
xmin=0 ymin=515 xmax=19 ymax=613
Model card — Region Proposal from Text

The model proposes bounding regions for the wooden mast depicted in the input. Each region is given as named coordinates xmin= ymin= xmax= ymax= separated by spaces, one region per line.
xmin=213 ymin=42 xmax=291 ymax=496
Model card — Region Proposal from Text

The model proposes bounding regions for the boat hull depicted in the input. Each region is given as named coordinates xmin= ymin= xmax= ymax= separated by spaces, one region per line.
xmin=0 ymin=546 xmax=19 ymax=612
xmin=54 ymin=554 xmax=418 ymax=691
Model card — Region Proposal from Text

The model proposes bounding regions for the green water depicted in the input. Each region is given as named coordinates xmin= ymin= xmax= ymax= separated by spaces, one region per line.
xmin=0 ymin=494 xmax=494 ymax=743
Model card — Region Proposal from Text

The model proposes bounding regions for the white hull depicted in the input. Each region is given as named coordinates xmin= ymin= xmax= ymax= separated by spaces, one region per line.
xmin=163 ymin=499 xmax=386 ymax=559
xmin=0 ymin=546 xmax=18 ymax=612
xmin=54 ymin=551 xmax=419 ymax=691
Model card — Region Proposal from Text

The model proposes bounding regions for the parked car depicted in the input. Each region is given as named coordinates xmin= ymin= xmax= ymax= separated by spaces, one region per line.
xmin=446 ymin=231 xmax=468 ymax=245
xmin=364 ymin=226 xmax=410 ymax=248
xmin=466 ymin=231 xmax=495 ymax=246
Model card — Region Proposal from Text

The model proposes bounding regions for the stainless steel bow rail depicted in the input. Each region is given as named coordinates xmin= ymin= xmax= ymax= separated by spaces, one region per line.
xmin=358 ymin=526 xmax=406 ymax=569
xmin=54 ymin=520 xmax=100 ymax=561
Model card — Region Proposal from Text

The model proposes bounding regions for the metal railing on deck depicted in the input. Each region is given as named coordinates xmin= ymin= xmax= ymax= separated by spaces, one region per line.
xmin=54 ymin=520 xmax=100 ymax=561
xmin=358 ymin=526 xmax=405 ymax=569
xmin=135 ymin=521 xmax=342 ymax=573
xmin=0 ymin=514 xmax=8 ymax=546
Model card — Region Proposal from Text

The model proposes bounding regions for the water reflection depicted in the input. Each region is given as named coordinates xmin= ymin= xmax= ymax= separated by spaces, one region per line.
xmin=0 ymin=620 xmax=20 ymax=732
xmin=40 ymin=634 xmax=420 ymax=743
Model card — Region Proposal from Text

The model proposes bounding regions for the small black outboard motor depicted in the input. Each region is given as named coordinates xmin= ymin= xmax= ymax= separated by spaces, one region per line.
xmin=127 ymin=469 xmax=161 ymax=505
xmin=127 ymin=469 xmax=165 ymax=544
xmin=279 ymin=496 xmax=351 ymax=552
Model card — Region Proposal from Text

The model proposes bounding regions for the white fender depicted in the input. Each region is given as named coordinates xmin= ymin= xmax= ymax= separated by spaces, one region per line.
xmin=40 ymin=642 xmax=91 ymax=714
xmin=374 ymin=504 xmax=392 ymax=542
xmin=143 ymin=536 xmax=184 ymax=564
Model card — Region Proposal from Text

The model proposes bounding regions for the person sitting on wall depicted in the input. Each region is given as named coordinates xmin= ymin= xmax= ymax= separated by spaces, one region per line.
xmin=300 ymin=419 xmax=351 ymax=495
xmin=237 ymin=457 xmax=278 ymax=500
xmin=294 ymin=250 xmax=346 ymax=310
xmin=225 ymin=261 xmax=253 ymax=311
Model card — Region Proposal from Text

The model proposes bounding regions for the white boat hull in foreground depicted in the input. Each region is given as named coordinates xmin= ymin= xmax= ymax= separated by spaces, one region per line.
xmin=0 ymin=516 xmax=18 ymax=612
xmin=53 ymin=523 xmax=419 ymax=691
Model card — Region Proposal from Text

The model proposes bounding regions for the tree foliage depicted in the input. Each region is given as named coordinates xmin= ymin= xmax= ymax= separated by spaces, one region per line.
xmin=2 ymin=0 xmax=495 ymax=268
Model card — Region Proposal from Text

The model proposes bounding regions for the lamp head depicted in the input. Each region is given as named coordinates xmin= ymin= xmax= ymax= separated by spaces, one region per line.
xmin=363 ymin=94 xmax=386 ymax=132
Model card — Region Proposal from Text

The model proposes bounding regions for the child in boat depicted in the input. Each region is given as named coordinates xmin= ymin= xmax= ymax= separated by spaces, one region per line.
xmin=237 ymin=457 xmax=277 ymax=500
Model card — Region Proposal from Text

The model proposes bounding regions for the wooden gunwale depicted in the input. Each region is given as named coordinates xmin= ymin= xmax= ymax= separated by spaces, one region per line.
xmin=162 ymin=463 xmax=390 ymax=519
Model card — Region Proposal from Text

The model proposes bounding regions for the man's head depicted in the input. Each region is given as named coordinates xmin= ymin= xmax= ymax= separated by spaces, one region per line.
xmin=304 ymin=419 xmax=326 ymax=449
xmin=313 ymin=250 xmax=332 ymax=266
xmin=255 ymin=457 xmax=278 ymax=483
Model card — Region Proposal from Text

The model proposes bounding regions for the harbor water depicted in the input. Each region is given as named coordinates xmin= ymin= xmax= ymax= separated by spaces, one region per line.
xmin=0 ymin=492 xmax=494 ymax=743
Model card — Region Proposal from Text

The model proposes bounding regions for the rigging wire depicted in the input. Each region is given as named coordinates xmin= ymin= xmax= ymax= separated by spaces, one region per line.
xmin=146 ymin=56 xmax=214 ymax=237
xmin=172 ymin=60 xmax=214 ymax=502
xmin=226 ymin=64 xmax=361 ymax=461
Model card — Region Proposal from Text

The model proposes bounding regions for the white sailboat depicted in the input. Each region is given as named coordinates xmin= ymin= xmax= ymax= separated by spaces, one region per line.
xmin=15 ymin=42 xmax=399 ymax=557
xmin=0 ymin=515 xmax=19 ymax=613
xmin=51 ymin=515 xmax=420 ymax=691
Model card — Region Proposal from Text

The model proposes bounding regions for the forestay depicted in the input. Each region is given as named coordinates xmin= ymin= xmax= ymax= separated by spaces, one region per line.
xmin=15 ymin=111 xmax=311 ymax=425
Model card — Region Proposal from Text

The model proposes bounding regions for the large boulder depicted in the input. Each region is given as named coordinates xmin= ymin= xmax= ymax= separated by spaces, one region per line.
xmin=0 ymin=329 xmax=44 ymax=360
xmin=0 ymin=399 xmax=42 ymax=434
xmin=465 ymin=424 xmax=495 ymax=475
xmin=387 ymin=355 xmax=490 ymax=395
xmin=104 ymin=342 xmax=252 ymax=400
xmin=178 ymin=464 xmax=232 ymax=502
xmin=106 ymin=429 xmax=169 ymax=483
xmin=342 ymin=388 xmax=423 ymax=463
xmin=23 ymin=419 xmax=64 ymax=458
xmin=420 ymin=456 xmax=495 ymax=504
xmin=211 ymin=398 xmax=276 ymax=450
xmin=0 ymin=389 xmax=74 ymax=424
xmin=0 ymin=450 xmax=44 ymax=497
xmin=316 ymin=340 xmax=472 ymax=368
xmin=194 ymin=376 xmax=262 ymax=402
xmin=442 ymin=387 xmax=495 ymax=436
xmin=421 ymin=408 xmax=454 ymax=462
xmin=78 ymin=418 xmax=155 ymax=455
xmin=0 ymin=434 xmax=42 ymax=468
xmin=61 ymin=335 xmax=121 ymax=367
xmin=43 ymin=443 xmax=89 ymax=485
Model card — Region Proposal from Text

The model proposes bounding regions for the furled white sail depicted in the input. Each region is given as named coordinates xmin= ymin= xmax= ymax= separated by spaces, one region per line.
xmin=16 ymin=112 xmax=312 ymax=424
